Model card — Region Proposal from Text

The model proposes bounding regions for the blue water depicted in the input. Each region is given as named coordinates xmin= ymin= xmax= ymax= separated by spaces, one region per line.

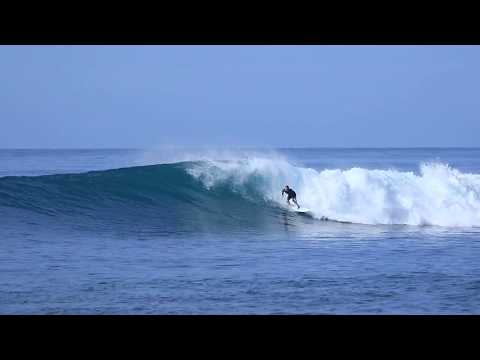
xmin=1 ymin=148 xmax=480 ymax=314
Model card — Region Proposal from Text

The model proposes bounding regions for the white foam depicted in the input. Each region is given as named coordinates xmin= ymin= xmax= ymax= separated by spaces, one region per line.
xmin=136 ymin=147 xmax=287 ymax=166
xmin=188 ymin=158 xmax=480 ymax=227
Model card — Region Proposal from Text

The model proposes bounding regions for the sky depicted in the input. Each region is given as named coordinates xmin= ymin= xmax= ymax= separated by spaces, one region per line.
xmin=1 ymin=45 xmax=479 ymax=148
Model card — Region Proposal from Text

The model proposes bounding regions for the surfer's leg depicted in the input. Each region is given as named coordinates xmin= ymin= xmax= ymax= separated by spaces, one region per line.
xmin=293 ymin=198 xmax=300 ymax=209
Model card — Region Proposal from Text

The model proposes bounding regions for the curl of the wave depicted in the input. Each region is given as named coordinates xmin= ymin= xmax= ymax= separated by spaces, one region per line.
xmin=187 ymin=158 xmax=480 ymax=227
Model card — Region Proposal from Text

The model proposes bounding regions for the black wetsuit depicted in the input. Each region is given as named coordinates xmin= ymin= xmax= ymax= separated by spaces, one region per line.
xmin=282 ymin=188 xmax=296 ymax=200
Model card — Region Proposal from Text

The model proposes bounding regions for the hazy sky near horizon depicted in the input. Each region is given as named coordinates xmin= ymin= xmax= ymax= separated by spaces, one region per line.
xmin=1 ymin=45 xmax=479 ymax=148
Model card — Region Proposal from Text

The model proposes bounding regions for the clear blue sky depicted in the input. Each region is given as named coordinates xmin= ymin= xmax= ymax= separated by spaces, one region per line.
xmin=1 ymin=45 xmax=479 ymax=148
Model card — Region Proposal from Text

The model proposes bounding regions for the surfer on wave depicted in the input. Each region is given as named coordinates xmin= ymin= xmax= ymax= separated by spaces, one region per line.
xmin=282 ymin=185 xmax=300 ymax=209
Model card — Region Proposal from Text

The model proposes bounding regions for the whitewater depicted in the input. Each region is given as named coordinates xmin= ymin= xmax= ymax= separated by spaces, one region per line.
xmin=188 ymin=158 xmax=480 ymax=227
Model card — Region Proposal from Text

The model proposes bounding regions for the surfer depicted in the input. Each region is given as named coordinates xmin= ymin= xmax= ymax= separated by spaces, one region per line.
xmin=282 ymin=185 xmax=300 ymax=209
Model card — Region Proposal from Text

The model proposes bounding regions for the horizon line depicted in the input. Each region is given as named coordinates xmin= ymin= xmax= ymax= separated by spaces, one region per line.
xmin=1 ymin=146 xmax=480 ymax=150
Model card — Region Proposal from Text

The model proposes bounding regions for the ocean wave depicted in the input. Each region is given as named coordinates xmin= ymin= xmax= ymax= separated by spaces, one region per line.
xmin=1 ymin=157 xmax=480 ymax=227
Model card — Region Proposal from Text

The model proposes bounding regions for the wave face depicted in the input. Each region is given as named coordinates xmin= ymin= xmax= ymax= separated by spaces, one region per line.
xmin=2 ymin=158 xmax=480 ymax=228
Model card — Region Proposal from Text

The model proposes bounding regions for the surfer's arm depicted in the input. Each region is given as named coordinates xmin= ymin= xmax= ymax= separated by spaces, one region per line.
xmin=281 ymin=189 xmax=285 ymax=196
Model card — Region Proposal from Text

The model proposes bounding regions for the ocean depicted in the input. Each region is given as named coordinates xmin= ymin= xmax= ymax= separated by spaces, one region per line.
xmin=1 ymin=148 xmax=480 ymax=314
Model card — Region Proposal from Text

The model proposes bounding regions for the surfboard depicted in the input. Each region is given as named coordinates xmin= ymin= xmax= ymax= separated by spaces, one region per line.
xmin=283 ymin=205 xmax=329 ymax=220
xmin=293 ymin=207 xmax=310 ymax=213
xmin=282 ymin=203 xmax=310 ymax=213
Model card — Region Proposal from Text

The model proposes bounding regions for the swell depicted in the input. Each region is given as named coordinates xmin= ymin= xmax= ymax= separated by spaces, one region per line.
xmin=0 ymin=162 xmax=281 ymax=233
